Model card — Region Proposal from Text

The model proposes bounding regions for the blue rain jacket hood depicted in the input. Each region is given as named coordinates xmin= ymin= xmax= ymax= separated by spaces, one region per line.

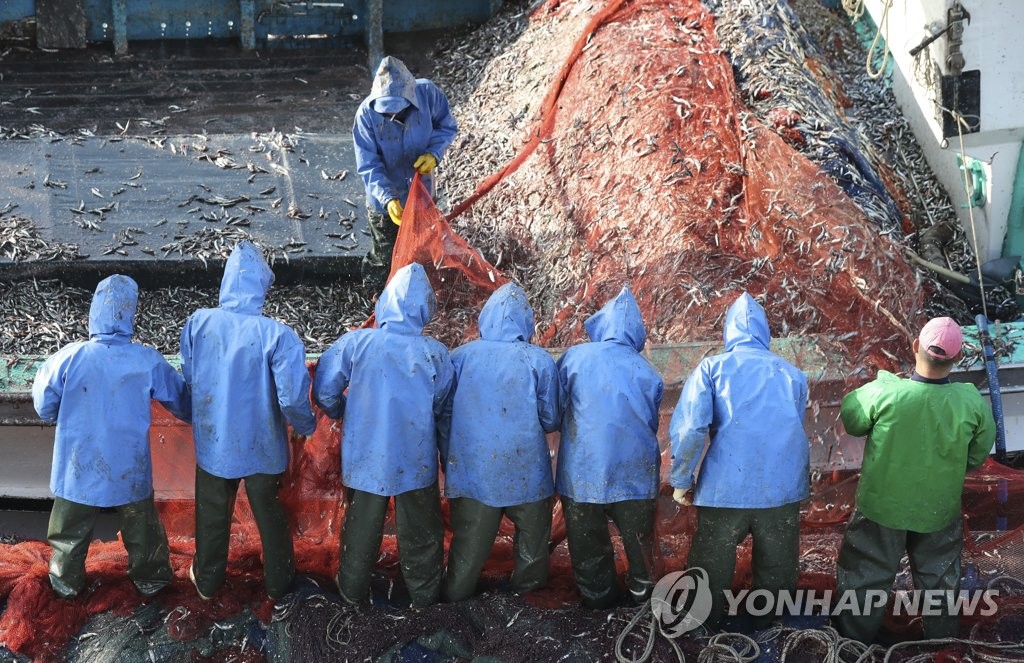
xmin=441 ymin=284 xmax=561 ymax=507
xmin=181 ymin=243 xmax=316 ymax=479
xmin=370 ymin=56 xmax=418 ymax=110
xmin=219 ymin=241 xmax=273 ymax=314
xmin=353 ymin=57 xmax=458 ymax=212
xmin=88 ymin=274 xmax=137 ymax=341
xmin=375 ymin=262 xmax=436 ymax=335
xmin=584 ymin=287 xmax=647 ymax=350
xmin=723 ymin=292 xmax=771 ymax=352
xmin=313 ymin=263 xmax=454 ymax=496
xmin=556 ymin=287 xmax=664 ymax=503
xmin=33 ymin=275 xmax=191 ymax=507
xmin=670 ymin=293 xmax=810 ymax=508
xmin=479 ymin=282 xmax=535 ymax=342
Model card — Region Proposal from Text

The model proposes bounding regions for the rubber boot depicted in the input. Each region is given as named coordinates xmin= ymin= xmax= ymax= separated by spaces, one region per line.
xmin=337 ymin=489 xmax=388 ymax=604
xmin=118 ymin=495 xmax=173 ymax=597
xmin=505 ymin=498 xmax=553 ymax=594
xmin=47 ymin=497 xmax=97 ymax=598
xmin=561 ymin=496 xmax=620 ymax=609
xmin=835 ymin=511 xmax=906 ymax=643
xmin=193 ymin=466 xmax=241 ymax=599
xmin=361 ymin=209 xmax=398 ymax=289
xmin=444 ymin=497 xmax=504 ymax=602
xmin=749 ymin=502 xmax=800 ymax=629
xmin=908 ymin=517 xmax=963 ymax=639
xmin=395 ymin=482 xmax=445 ymax=608
xmin=244 ymin=473 xmax=296 ymax=599
xmin=608 ymin=499 xmax=657 ymax=604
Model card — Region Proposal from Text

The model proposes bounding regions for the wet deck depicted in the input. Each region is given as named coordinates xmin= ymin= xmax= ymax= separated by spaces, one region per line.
xmin=1 ymin=132 xmax=368 ymax=286
xmin=0 ymin=40 xmax=441 ymax=286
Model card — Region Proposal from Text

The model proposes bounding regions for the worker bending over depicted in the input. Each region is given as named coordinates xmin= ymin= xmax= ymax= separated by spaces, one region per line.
xmin=441 ymin=283 xmax=562 ymax=602
xmin=835 ymin=317 xmax=995 ymax=643
xmin=33 ymin=275 xmax=191 ymax=599
xmin=557 ymin=287 xmax=665 ymax=608
xmin=180 ymin=242 xmax=317 ymax=600
xmin=313 ymin=263 xmax=454 ymax=607
xmin=670 ymin=292 xmax=810 ymax=631
xmin=353 ymin=56 xmax=458 ymax=288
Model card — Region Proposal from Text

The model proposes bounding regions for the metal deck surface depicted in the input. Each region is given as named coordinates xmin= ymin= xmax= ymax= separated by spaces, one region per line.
xmin=1 ymin=132 xmax=368 ymax=285
xmin=0 ymin=40 xmax=448 ymax=286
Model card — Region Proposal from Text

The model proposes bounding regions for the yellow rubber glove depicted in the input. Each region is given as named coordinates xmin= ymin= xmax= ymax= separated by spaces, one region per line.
xmin=387 ymin=198 xmax=404 ymax=226
xmin=672 ymin=488 xmax=693 ymax=506
xmin=413 ymin=153 xmax=438 ymax=175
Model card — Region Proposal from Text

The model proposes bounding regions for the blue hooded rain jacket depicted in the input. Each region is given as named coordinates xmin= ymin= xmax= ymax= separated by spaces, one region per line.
xmin=313 ymin=263 xmax=454 ymax=496
xmin=669 ymin=292 xmax=810 ymax=508
xmin=442 ymin=283 xmax=561 ymax=507
xmin=33 ymin=275 xmax=191 ymax=507
xmin=555 ymin=287 xmax=664 ymax=504
xmin=353 ymin=56 xmax=458 ymax=212
xmin=180 ymin=242 xmax=317 ymax=479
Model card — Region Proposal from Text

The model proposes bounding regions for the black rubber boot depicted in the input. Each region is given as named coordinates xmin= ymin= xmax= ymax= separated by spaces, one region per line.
xmin=607 ymin=499 xmax=657 ymax=604
xmin=118 ymin=495 xmax=173 ymax=597
xmin=47 ymin=497 xmax=97 ymax=598
xmin=336 ymin=488 xmax=388 ymax=605
xmin=244 ymin=473 xmax=296 ymax=599
xmin=443 ymin=497 xmax=505 ymax=602
xmin=395 ymin=482 xmax=445 ymax=608
xmin=193 ymin=466 xmax=241 ymax=599
xmin=561 ymin=496 xmax=620 ymax=609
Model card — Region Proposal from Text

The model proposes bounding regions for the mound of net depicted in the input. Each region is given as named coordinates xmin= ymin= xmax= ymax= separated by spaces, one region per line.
xmin=440 ymin=0 xmax=922 ymax=370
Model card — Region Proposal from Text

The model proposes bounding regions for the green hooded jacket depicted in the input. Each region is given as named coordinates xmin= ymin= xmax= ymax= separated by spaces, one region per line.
xmin=841 ymin=370 xmax=995 ymax=532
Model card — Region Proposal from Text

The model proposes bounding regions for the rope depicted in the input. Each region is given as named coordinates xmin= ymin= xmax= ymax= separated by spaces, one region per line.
xmin=615 ymin=602 xmax=659 ymax=663
xmin=865 ymin=0 xmax=893 ymax=79
xmin=882 ymin=637 xmax=1024 ymax=663
xmin=616 ymin=614 xmax=1024 ymax=663
xmin=840 ymin=0 xmax=890 ymax=78
xmin=615 ymin=601 xmax=685 ymax=663
xmin=953 ymin=109 xmax=990 ymax=320
xmin=841 ymin=0 xmax=865 ymax=21
xmin=447 ymin=0 xmax=628 ymax=221
xmin=697 ymin=633 xmax=759 ymax=663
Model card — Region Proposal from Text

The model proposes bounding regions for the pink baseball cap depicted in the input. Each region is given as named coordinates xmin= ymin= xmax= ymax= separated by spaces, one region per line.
xmin=918 ymin=317 xmax=963 ymax=359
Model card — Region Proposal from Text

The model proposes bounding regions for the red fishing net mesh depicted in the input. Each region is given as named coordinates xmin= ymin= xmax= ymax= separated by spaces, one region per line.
xmin=0 ymin=0 xmax=1018 ymax=659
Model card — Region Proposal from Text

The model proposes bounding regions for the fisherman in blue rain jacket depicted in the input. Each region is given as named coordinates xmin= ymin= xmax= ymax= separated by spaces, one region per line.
xmin=670 ymin=292 xmax=809 ymax=630
xmin=353 ymin=55 xmax=458 ymax=288
xmin=440 ymin=283 xmax=561 ymax=602
xmin=180 ymin=241 xmax=317 ymax=601
xmin=313 ymin=262 xmax=454 ymax=607
xmin=556 ymin=287 xmax=665 ymax=608
xmin=33 ymin=274 xmax=190 ymax=599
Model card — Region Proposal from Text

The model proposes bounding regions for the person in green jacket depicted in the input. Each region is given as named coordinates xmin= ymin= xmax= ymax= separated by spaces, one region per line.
xmin=835 ymin=317 xmax=995 ymax=643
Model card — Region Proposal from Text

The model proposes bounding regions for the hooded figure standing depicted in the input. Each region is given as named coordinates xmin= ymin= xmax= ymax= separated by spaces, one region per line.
xmin=556 ymin=287 xmax=664 ymax=608
xmin=441 ymin=283 xmax=561 ymax=602
xmin=670 ymin=293 xmax=810 ymax=631
xmin=33 ymin=274 xmax=191 ymax=599
xmin=180 ymin=242 xmax=317 ymax=600
xmin=353 ymin=56 xmax=458 ymax=288
xmin=313 ymin=263 xmax=454 ymax=607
